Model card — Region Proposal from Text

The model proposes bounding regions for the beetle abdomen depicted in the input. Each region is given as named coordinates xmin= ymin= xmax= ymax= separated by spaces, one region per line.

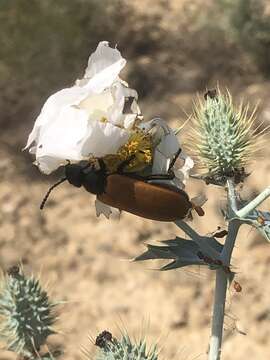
xmin=97 ymin=174 xmax=192 ymax=221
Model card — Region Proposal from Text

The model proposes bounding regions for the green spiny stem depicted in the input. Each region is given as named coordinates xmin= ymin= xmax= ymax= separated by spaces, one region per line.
xmin=208 ymin=179 xmax=270 ymax=359
xmin=220 ymin=220 xmax=241 ymax=265
xmin=208 ymin=269 xmax=227 ymax=360
xmin=174 ymin=220 xmax=201 ymax=242
xmin=175 ymin=180 xmax=243 ymax=360
xmin=226 ymin=179 xmax=238 ymax=215
xmin=208 ymin=219 xmax=241 ymax=360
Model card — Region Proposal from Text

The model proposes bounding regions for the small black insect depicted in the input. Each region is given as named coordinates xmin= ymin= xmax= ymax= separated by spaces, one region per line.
xmin=95 ymin=330 xmax=113 ymax=348
xmin=7 ymin=265 xmax=20 ymax=277
xmin=197 ymin=251 xmax=204 ymax=260
xmin=203 ymin=166 xmax=248 ymax=186
xmin=204 ymin=89 xmax=217 ymax=100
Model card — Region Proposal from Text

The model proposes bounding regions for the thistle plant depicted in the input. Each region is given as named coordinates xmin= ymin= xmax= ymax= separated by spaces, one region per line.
xmin=0 ymin=266 xmax=59 ymax=359
xmin=136 ymin=89 xmax=270 ymax=360
xmin=88 ymin=330 xmax=158 ymax=360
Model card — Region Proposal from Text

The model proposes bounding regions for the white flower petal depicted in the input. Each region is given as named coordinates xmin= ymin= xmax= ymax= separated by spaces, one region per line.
xmin=95 ymin=198 xmax=120 ymax=219
xmin=25 ymin=86 xmax=88 ymax=150
xmin=190 ymin=194 xmax=208 ymax=207
xmin=149 ymin=119 xmax=180 ymax=174
xmin=174 ymin=153 xmax=194 ymax=184
xmin=35 ymin=156 xmax=66 ymax=175
xmin=108 ymin=81 xmax=140 ymax=128
xmin=139 ymin=117 xmax=170 ymax=135
xmin=79 ymin=89 xmax=113 ymax=121
xmin=36 ymin=106 xmax=88 ymax=157
xmin=123 ymin=114 xmax=138 ymax=130
xmin=83 ymin=42 xmax=126 ymax=93
xmin=152 ymin=151 xmax=171 ymax=174
xmin=33 ymin=106 xmax=89 ymax=173
xmin=80 ymin=121 xmax=129 ymax=158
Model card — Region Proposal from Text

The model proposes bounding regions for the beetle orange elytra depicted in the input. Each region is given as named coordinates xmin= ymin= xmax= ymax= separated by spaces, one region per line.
xmin=40 ymin=149 xmax=196 ymax=221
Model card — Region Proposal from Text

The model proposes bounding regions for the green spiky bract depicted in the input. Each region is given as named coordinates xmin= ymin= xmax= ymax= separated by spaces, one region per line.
xmin=92 ymin=332 xmax=158 ymax=360
xmin=0 ymin=267 xmax=58 ymax=358
xmin=26 ymin=350 xmax=62 ymax=360
xmin=190 ymin=89 xmax=261 ymax=185
xmin=25 ymin=350 xmax=61 ymax=360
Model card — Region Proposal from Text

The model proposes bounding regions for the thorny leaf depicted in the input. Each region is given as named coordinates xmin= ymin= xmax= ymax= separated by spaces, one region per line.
xmin=134 ymin=236 xmax=224 ymax=271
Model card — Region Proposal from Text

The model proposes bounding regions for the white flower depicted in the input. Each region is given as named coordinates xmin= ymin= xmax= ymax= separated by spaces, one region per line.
xmin=27 ymin=42 xmax=195 ymax=220
xmin=25 ymin=41 xmax=141 ymax=175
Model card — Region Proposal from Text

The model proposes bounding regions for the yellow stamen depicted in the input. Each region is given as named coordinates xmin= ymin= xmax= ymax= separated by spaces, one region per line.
xmin=103 ymin=130 xmax=153 ymax=172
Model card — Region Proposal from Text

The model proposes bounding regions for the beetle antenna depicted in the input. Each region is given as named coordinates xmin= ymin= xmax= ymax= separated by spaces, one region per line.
xmin=40 ymin=177 xmax=67 ymax=210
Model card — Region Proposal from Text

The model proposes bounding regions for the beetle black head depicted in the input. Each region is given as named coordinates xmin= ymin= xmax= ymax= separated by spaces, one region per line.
xmin=64 ymin=160 xmax=108 ymax=195
xmin=40 ymin=160 xmax=108 ymax=210
xmin=40 ymin=162 xmax=87 ymax=210
xmin=81 ymin=165 xmax=107 ymax=195
xmin=65 ymin=163 xmax=85 ymax=187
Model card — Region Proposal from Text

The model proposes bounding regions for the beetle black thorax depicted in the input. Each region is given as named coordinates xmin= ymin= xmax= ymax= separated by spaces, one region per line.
xmin=65 ymin=161 xmax=107 ymax=195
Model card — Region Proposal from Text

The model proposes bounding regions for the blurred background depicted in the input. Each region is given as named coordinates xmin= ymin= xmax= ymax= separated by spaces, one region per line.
xmin=1 ymin=0 xmax=270 ymax=359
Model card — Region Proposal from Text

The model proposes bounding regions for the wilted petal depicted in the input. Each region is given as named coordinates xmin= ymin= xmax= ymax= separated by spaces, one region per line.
xmin=95 ymin=199 xmax=120 ymax=219
xmin=108 ymin=81 xmax=140 ymax=128
xmin=123 ymin=114 xmax=138 ymax=130
xmin=150 ymin=119 xmax=180 ymax=174
xmin=174 ymin=153 xmax=194 ymax=184
xmin=83 ymin=41 xmax=126 ymax=93
xmin=152 ymin=151 xmax=171 ymax=174
xmin=190 ymin=194 xmax=208 ymax=207
xmin=156 ymin=131 xmax=180 ymax=159
xmin=139 ymin=118 xmax=194 ymax=191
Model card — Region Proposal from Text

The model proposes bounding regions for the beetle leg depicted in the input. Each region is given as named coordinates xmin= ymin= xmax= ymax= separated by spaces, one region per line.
xmin=142 ymin=173 xmax=175 ymax=180
xmin=97 ymin=158 xmax=107 ymax=172
xmin=117 ymin=155 xmax=136 ymax=173
xmin=125 ymin=173 xmax=175 ymax=181
xmin=168 ymin=148 xmax=182 ymax=171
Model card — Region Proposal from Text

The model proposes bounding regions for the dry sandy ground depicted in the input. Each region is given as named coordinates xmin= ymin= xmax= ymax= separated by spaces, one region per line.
xmin=0 ymin=116 xmax=270 ymax=360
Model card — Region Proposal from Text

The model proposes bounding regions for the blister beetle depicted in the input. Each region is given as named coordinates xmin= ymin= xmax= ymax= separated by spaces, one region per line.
xmin=40 ymin=149 xmax=198 ymax=221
